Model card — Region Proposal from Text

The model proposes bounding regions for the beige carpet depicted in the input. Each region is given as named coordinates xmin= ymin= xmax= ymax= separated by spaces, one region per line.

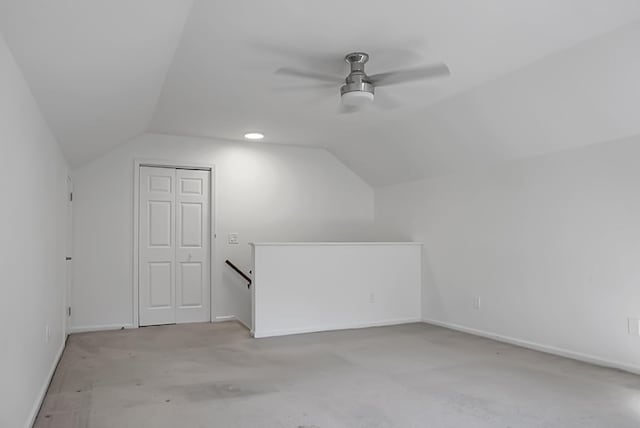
xmin=35 ymin=321 xmax=640 ymax=427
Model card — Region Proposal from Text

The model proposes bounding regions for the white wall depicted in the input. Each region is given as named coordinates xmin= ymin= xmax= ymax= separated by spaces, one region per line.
xmin=0 ymin=35 xmax=68 ymax=427
xmin=71 ymin=133 xmax=375 ymax=331
xmin=251 ymin=242 xmax=422 ymax=338
xmin=375 ymin=135 xmax=640 ymax=373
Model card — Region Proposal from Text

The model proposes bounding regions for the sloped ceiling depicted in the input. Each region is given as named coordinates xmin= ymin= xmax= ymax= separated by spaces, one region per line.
xmin=2 ymin=0 xmax=640 ymax=184
xmin=0 ymin=0 xmax=194 ymax=166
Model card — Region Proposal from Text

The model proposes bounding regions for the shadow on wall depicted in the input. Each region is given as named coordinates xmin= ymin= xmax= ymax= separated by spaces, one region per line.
xmin=422 ymin=248 xmax=445 ymax=321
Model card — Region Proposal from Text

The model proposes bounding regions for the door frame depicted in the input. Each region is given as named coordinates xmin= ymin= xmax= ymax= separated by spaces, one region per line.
xmin=65 ymin=175 xmax=73 ymax=336
xmin=132 ymin=159 xmax=216 ymax=328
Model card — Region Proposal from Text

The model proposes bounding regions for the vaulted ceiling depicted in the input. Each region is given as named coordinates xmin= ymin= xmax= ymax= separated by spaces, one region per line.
xmin=2 ymin=0 xmax=640 ymax=185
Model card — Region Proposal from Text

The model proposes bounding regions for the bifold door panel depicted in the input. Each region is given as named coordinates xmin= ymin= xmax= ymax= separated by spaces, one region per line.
xmin=139 ymin=166 xmax=210 ymax=326
xmin=175 ymin=169 xmax=210 ymax=324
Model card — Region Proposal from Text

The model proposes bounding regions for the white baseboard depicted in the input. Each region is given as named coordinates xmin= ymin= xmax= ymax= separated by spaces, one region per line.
xmin=25 ymin=341 xmax=65 ymax=428
xmin=71 ymin=318 xmax=251 ymax=334
xmin=423 ymin=318 xmax=640 ymax=376
xmin=254 ymin=317 xmax=422 ymax=339
xmin=69 ymin=323 xmax=135 ymax=334
xmin=213 ymin=315 xmax=251 ymax=331
xmin=213 ymin=315 xmax=237 ymax=322
xmin=235 ymin=317 xmax=251 ymax=331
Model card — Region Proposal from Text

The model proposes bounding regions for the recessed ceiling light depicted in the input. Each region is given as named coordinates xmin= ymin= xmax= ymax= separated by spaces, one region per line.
xmin=244 ymin=132 xmax=264 ymax=140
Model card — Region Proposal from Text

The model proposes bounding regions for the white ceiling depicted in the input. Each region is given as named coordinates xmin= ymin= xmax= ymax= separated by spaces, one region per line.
xmin=0 ymin=0 xmax=194 ymax=166
xmin=2 ymin=0 xmax=640 ymax=184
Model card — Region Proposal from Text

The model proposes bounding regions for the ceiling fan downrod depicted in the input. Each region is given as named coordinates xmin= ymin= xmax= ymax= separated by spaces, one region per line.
xmin=341 ymin=52 xmax=375 ymax=105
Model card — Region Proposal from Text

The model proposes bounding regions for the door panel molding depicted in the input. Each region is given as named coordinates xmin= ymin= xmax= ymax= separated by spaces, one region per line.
xmin=139 ymin=166 xmax=176 ymax=325
xmin=175 ymin=168 xmax=210 ymax=324
xmin=133 ymin=160 xmax=215 ymax=328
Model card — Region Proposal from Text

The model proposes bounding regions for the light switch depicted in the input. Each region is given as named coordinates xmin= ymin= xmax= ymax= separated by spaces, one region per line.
xmin=228 ymin=233 xmax=239 ymax=245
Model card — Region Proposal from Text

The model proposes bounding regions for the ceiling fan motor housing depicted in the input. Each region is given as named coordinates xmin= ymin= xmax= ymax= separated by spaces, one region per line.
xmin=341 ymin=52 xmax=375 ymax=106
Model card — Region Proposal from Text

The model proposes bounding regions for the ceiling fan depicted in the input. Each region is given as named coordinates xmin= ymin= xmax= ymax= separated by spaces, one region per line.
xmin=276 ymin=52 xmax=450 ymax=112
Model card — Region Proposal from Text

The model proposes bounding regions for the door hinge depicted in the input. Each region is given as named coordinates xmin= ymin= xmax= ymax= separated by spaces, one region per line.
xmin=67 ymin=307 xmax=71 ymax=317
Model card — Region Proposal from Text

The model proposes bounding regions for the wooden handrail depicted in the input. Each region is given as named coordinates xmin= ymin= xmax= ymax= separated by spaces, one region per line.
xmin=225 ymin=260 xmax=252 ymax=288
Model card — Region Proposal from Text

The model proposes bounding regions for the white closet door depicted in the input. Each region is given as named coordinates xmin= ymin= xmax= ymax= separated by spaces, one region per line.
xmin=139 ymin=166 xmax=211 ymax=326
xmin=175 ymin=169 xmax=210 ymax=323
xmin=139 ymin=166 xmax=176 ymax=326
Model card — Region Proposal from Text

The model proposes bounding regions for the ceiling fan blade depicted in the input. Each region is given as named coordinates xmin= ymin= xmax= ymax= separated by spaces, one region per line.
xmin=369 ymin=63 xmax=450 ymax=87
xmin=252 ymin=42 xmax=347 ymax=75
xmin=276 ymin=67 xmax=343 ymax=83
xmin=272 ymin=82 xmax=337 ymax=93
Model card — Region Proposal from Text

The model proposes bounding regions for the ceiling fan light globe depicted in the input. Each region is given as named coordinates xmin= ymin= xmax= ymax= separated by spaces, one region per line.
xmin=341 ymin=90 xmax=374 ymax=107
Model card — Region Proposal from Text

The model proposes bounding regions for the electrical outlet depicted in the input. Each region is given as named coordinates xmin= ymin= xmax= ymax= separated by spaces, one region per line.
xmin=628 ymin=318 xmax=640 ymax=336
xmin=473 ymin=297 xmax=481 ymax=310
xmin=45 ymin=325 xmax=50 ymax=343
xmin=228 ymin=233 xmax=239 ymax=245
xmin=369 ymin=293 xmax=376 ymax=303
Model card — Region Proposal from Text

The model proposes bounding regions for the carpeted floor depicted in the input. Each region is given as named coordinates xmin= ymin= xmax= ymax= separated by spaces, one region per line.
xmin=34 ymin=321 xmax=640 ymax=427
